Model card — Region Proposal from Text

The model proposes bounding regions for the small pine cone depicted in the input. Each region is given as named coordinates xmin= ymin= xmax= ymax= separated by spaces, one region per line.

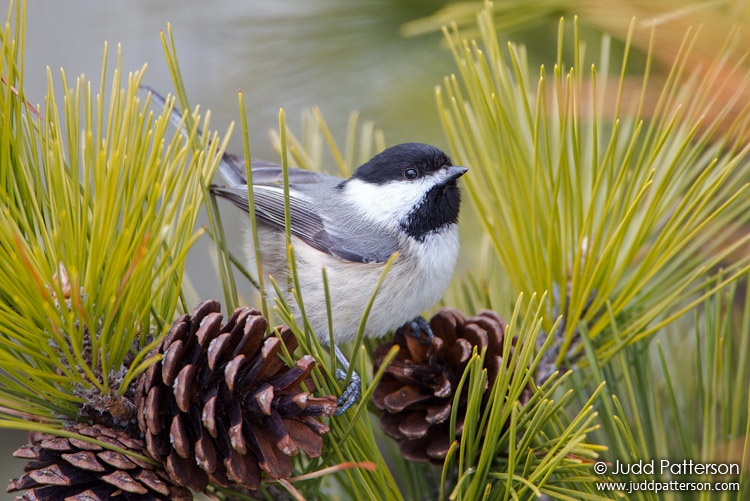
xmin=6 ymin=422 xmax=191 ymax=501
xmin=372 ymin=308 xmax=532 ymax=464
xmin=135 ymin=300 xmax=337 ymax=492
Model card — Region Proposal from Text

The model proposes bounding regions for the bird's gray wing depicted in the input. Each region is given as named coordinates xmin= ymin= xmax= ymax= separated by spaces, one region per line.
xmin=211 ymin=185 xmax=398 ymax=263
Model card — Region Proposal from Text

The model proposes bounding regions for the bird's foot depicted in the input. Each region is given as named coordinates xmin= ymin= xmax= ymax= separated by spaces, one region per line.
xmin=333 ymin=368 xmax=361 ymax=416
xmin=401 ymin=315 xmax=434 ymax=344
xmin=332 ymin=345 xmax=361 ymax=416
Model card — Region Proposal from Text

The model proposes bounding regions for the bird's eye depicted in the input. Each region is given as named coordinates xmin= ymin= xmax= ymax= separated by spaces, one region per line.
xmin=404 ymin=168 xmax=418 ymax=180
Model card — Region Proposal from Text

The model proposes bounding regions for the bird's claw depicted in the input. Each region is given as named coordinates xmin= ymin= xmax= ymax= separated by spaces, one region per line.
xmin=404 ymin=315 xmax=434 ymax=344
xmin=332 ymin=346 xmax=361 ymax=416
xmin=334 ymin=368 xmax=361 ymax=416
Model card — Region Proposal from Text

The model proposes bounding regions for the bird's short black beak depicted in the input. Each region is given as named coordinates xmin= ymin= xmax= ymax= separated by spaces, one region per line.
xmin=444 ymin=165 xmax=468 ymax=183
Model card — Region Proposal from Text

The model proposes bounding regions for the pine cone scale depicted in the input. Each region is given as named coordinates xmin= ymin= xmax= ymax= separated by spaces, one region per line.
xmin=96 ymin=450 xmax=137 ymax=470
xmin=165 ymin=451 xmax=208 ymax=492
xmin=382 ymin=384 xmax=432 ymax=412
xmin=250 ymin=383 xmax=275 ymax=415
xmin=143 ymin=384 xmax=164 ymax=437
xmin=298 ymin=415 xmax=330 ymax=435
xmin=245 ymin=424 xmax=292 ymax=479
xmin=99 ymin=470 xmax=147 ymax=494
xmin=60 ymin=452 xmax=105 ymax=472
xmin=65 ymin=438 xmax=101 ymax=452
xmin=225 ymin=447 xmax=260 ymax=489
xmin=161 ymin=340 xmax=185 ymax=387
xmin=174 ymin=364 xmax=198 ymax=412
xmin=194 ymin=312 xmax=224 ymax=350
xmin=256 ymin=337 xmax=286 ymax=380
xmin=224 ymin=354 xmax=250 ymax=393
xmin=29 ymin=464 xmax=74 ymax=486
xmin=446 ymin=338 xmax=473 ymax=365
xmin=302 ymin=396 xmax=337 ymax=417
xmin=228 ymin=401 xmax=247 ymax=454
xmin=202 ymin=394 xmax=219 ymax=437
xmin=133 ymin=470 xmax=171 ymax=496
xmin=169 ymin=414 xmax=192 ymax=458
xmin=398 ymin=411 xmax=431 ymax=439
xmin=425 ymin=401 xmax=452 ymax=424
xmin=39 ymin=437 xmax=72 ymax=451
xmin=7 ymin=474 xmax=36 ymax=492
xmin=195 ymin=434 xmax=219 ymax=474
xmin=13 ymin=444 xmax=44 ymax=460
xmin=144 ymin=422 xmax=170 ymax=461
xmin=268 ymin=355 xmax=315 ymax=391
xmin=207 ymin=333 xmax=233 ymax=370
xmin=266 ymin=410 xmax=296 ymax=455
xmin=163 ymin=316 xmax=189 ymax=348
xmin=235 ymin=315 xmax=267 ymax=358
xmin=284 ymin=418 xmax=323 ymax=458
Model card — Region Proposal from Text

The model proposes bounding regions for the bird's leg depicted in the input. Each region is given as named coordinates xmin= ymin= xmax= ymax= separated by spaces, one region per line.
xmin=333 ymin=346 xmax=361 ymax=416
xmin=402 ymin=315 xmax=434 ymax=344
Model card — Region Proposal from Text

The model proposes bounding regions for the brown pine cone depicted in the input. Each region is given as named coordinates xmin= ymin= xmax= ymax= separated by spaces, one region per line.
xmin=372 ymin=308 xmax=532 ymax=464
xmin=6 ymin=422 xmax=191 ymax=501
xmin=135 ymin=300 xmax=337 ymax=492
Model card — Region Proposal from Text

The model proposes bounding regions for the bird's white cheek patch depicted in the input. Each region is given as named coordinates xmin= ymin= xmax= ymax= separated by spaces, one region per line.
xmin=343 ymin=178 xmax=431 ymax=227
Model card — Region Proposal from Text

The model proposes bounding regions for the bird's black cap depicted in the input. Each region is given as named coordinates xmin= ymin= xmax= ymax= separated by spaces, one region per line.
xmin=350 ymin=143 xmax=452 ymax=184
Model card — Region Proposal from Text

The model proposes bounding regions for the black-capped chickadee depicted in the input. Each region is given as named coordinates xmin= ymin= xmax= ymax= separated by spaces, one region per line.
xmin=145 ymin=87 xmax=467 ymax=413
xmin=212 ymin=144 xmax=467 ymax=413
xmin=212 ymin=143 xmax=466 ymax=344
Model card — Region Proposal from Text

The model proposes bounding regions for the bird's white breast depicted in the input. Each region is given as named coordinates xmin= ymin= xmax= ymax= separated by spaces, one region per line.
xmin=247 ymin=223 xmax=460 ymax=344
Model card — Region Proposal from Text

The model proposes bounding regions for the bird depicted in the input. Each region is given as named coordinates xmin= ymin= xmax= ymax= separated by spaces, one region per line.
xmin=146 ymin=88 xmax=467 ymax=413
xmin=212 ymin=144 xmax=466 ymax=414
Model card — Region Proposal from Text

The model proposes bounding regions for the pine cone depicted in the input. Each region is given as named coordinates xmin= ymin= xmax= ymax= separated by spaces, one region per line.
xmin=135 ymin=300 xmax=337 ymax=492
xmin=6 ymin=422 xmax=190 ymax=501
xmin=372 ymin=308 xmax=532 ymax=464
